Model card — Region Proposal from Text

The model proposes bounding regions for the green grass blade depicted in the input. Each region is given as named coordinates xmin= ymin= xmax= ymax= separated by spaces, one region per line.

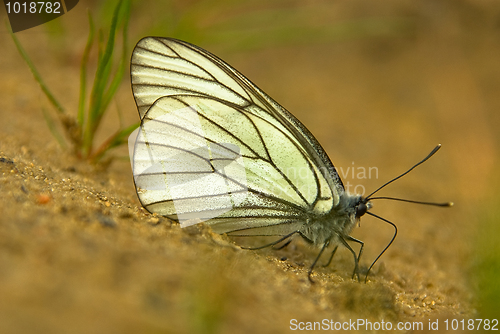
xmin=84 ymin=0 xmax=123 ymax=155
xmin=89 ymin=0 xmax=122 ymax=117
xmin=97 ymin=0 xmax=130 ymax=119
xmin=99 ymin=63 xmax=123 ymax=120
xmin=90 ymin=122 xmax=139 ymax=162
xmin=100 ymin=0 xmax=130 ymax=119
xmin=78 ymin=10 xmax=95 ymax=128
xmin=42 ymin=107 xmax=67 ymax=149
xmin=7 ymin=21 xmax=65 ymax=114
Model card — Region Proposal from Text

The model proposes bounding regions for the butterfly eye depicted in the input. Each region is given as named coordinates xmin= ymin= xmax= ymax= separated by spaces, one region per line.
xmin=355 ymin=202 xmax=368 ymax=218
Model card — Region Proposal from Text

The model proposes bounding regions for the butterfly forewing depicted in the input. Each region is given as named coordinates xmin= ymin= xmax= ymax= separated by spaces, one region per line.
xmin=131 ymin=38 xmax=250 ymax=118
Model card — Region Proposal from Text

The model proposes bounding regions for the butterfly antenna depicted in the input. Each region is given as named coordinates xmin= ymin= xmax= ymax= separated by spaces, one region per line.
xmin=365 ymin=144 xmax=445 ymax=201
xmin=367 ymin=196 xmax=452 ymax=207
xmin=364 ymin=211 xmax=397 ymax=283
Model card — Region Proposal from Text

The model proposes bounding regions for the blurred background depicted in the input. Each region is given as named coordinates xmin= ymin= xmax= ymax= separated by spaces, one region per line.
xmin=1 ymin=0 xmax=499 ymax=332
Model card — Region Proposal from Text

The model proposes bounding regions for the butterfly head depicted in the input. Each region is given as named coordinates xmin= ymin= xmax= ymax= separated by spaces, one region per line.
xmin=355 ymin=198 xmax=372 ymax=219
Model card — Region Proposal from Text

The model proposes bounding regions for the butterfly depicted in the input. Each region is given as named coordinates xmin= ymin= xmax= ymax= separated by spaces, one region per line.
xmin=128 ymin=37 xmax=451 ymax=282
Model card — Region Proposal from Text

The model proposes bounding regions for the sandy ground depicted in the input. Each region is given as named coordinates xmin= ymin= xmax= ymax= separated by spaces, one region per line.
xmin=1 ymin=1 xmax=499 ymax=333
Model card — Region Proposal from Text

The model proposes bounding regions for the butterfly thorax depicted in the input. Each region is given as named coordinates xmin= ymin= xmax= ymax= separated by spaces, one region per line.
xmin=300 ymin=193 xmax=371 ymax=246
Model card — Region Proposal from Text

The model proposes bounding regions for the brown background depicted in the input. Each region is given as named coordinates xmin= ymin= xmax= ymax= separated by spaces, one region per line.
xmin=1 ymin=0 xmax=499 ymax=333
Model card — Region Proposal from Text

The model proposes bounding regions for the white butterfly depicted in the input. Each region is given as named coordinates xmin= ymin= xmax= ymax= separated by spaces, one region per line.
xmin=129 ymin=37 xmax=450 ymax=281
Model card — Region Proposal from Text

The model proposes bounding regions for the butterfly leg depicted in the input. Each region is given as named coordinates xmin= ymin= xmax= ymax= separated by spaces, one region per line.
xmin=322 ymin=245 xmax=339 ymax=267
xmin=241 ymin=231 xmax=299 ymax=250
xmin=273 ymin=239 xmax=293 ymax=250
xmin=345 ymin=235 xmax=364 ymax=264
xmin=307 ymin=240 xmax=330 ymax=283
xmin=345 ymin=235 xmax=364 ymax=281
xmin=338 ymin=236 xmax=361 ymax=282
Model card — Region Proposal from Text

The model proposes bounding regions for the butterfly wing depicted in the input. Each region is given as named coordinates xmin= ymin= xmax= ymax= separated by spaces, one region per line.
xmin=130 ymin=37 xmax=345 ymax=236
